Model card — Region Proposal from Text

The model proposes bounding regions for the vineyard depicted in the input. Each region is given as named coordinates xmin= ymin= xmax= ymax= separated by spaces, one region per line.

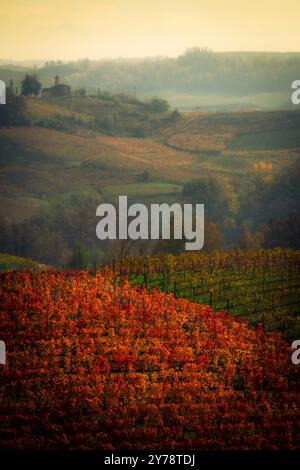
xmin=0 ymin=270 xmax=299 ymax=450
xmin=111 ymin=249 xmax=300 ymax=338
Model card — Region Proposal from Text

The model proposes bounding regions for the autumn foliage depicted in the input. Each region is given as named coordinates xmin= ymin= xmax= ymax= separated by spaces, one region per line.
xmin=0 ymin=270 xmax=299 ymax=450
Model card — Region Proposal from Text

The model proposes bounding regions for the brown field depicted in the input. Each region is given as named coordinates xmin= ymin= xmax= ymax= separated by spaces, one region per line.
xmin=160 ymin=109 xmax=300 ymax=155
xmin=26 ymin=99 xmax=92 ymax=122
xmin=0 ymin=127 xmax=197 ymax=182
xmin=168 ymin=131 xmax=234 ymax=152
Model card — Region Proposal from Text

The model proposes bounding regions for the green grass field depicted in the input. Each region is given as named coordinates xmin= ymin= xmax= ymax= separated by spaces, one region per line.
xmin=102 ymin=182 xmax=183 ymax=199
xmin=0 ymin=253 xmax=48 ymax=272
xmin=229 ymin=128 xmax=300 ymax=150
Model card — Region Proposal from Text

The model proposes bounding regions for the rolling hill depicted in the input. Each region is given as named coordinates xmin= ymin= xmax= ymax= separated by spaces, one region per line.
xmin=1 ymin=104 xmax=300 ymax=213
xmin=1 ymin=269 xmax=298 ymax=450
xmin=0 ymin=96 xmax=300 ymax=265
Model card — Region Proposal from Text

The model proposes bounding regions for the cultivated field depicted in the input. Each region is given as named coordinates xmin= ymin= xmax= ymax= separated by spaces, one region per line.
xmin=112 ymin=249 xmax=300 ymax=338
xmin=1 ymin=269 xmax=299 ymax=450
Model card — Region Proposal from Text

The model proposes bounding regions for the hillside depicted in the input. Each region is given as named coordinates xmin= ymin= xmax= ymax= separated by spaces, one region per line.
xmin=0 ymin=252 xmax=48 ymax=271
xmin=0 ymin=125 xmax=193 ymax=223
xmin=26 ymin=94 xmax=177 ymax=137
xmin=114 ymin=248 xmax=300 ymax=338
xmin=1 ymin=105 xmax=300 ymax=215
xmin=162 ymin=109 xmax=300 ymax=150
xmin=1 ymin=270 xmax=299 ymax=450
xmin=160 ymin=110 xmax=300 ymax=185
xmin=0 ymin=96 xmax=300 ymax=265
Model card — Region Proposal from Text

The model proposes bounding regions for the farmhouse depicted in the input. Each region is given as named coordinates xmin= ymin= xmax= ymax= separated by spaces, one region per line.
xmin=42 ymin=75 xmax=71 ymax=98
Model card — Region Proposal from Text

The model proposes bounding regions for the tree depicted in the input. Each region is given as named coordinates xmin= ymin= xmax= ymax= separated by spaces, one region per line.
xmin=157 ymin=216 xmax=223 ymax=254
xmin=237 ymin=223 xmax=256 ymax=250
xmin=148 ymin=97 xmax=170 ymax=113
xmin=141 ymin=169 xmax=150 ymax=182
xmin=237 ymin=222 xmax=263 ymax=249
xmin=183 ymin=176 xmax=239 ymax=226
xmin=70 ymin=242 xmax=87 ymax=268
xmin=21 ymin=74 xmax=42 ymax=97
xmin=75 ymin=87 xmax=86 ymax=97
xmin=169 ymin=109 xmax=180 ymax=122
xmin=0 ymin=86 xmax=27 ymax=126
xmin=204 ymin=221 xmax=224 ymax=251
xmin=257 ymin=212 xmax=300 ymax=249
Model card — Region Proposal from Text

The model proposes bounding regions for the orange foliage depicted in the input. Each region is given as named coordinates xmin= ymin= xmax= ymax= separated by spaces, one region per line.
xmin=252 ymin=161 xmax=273 ymax=172
xmin=0 ymin=270 xmax=299 ymax=450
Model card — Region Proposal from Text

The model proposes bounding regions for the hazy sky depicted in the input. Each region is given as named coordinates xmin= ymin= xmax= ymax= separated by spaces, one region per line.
xmin=1 ymin=0 xmax=300 ymax=60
